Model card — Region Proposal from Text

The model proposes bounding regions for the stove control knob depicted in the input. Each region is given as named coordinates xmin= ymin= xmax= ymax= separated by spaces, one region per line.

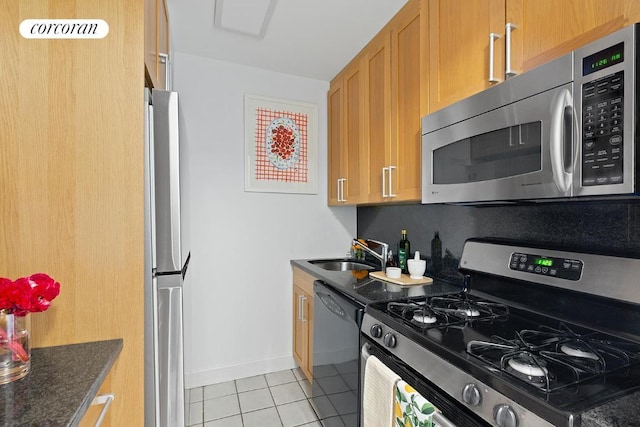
xmin=461 ymin=383 xmax=481 ymax=406
xmin=383 ymin=332 xmax=397 ymax=348
xmin=370 ymin=324 xmax=383 ymax=338
xmin=494 ymin=404 xmax=518 ymax=427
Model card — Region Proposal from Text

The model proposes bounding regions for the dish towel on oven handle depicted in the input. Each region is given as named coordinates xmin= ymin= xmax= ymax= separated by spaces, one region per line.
xmin=363 ymin=355 xmax=401 ymax=427
xmin=394 ymin=379 xmax=436 ymax=427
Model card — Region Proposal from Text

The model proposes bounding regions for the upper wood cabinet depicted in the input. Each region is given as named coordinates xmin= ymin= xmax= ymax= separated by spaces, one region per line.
xmin=507 ymin=0 xmax=640 ymax=74
xmin=328 ymin=60 xmax=366 ymax=205
xmin=145 ymin=0 xmax=170 ymax=89
xmin=428 ymin=0 xmax=505 ymax=112
xmin=429 ymin=0 xmax=640 ymax=112
xmin=362 ymin=32 xmax=391 ymax=203
xmin=329 ymin=0 xmax=426 ymax=205
xmin=387 ymin=0 xmax=426 ymax=202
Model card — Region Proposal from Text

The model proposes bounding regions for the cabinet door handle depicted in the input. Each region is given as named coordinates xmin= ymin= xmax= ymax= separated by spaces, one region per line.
xmin=382 ymin=167 xmax=389 ymax=198
xmin=505 ymin=23 xmax=517 ymax=78
xmin=488 ymin=33 xmax=501 ymax=83
xmin=298 ymin=295 xmax=303 ymax=320
xmin=91 ymin=393 xmax=115 ymax=427
xmin=159 ymin=53 xmax=170 ymax=89
xmin=301 ymin=296 xmax=306 ymax=322
xmin=388 ymin=165 xmax=396 ymax=197
xmin=337 ymin=178 xmax=346 ymax=202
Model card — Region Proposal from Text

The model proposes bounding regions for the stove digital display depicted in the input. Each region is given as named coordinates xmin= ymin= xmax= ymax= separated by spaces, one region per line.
xmin=534 ymin=258 xmax=553 ymax=267
xmin=510 ymin=252 xmax=583 ymax=281
xmin=583 ymin=42 xmax=624 ymax=76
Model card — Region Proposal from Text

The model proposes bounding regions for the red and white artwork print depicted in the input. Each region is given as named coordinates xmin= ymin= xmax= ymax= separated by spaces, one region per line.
xmin=245 ymin=94 xmax=317 ymax=194
xmin=254 ymin=107 xmax=308 ymax=183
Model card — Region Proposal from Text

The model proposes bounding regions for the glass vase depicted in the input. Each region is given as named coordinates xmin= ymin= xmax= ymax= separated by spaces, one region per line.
xmin=0 ymin=311 xmax=30 ymax=384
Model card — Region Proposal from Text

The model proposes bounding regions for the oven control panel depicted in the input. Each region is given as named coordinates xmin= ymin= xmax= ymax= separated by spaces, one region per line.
xmin=509 ymin=252 xmax=583 ymax=281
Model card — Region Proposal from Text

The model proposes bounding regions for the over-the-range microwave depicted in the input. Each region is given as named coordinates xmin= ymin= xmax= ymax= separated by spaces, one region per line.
xmin=422 ymin=23 xmax=640 ymax=204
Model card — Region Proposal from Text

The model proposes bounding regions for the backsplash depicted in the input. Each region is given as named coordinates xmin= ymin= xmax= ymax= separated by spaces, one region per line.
xmin=357 ymin=200 xmax=640 ymax=283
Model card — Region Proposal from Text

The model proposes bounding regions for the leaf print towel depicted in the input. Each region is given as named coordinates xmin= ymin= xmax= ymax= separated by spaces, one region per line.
xmin=394 ymin=380 xmax=436 ymax=427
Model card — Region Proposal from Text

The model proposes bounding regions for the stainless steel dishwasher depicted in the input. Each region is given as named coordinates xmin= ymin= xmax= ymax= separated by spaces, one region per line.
xmin=311 ymin=280 xmax=364 ymax=427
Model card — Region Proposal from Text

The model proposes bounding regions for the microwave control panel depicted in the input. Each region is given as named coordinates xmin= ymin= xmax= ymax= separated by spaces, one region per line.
xmin=509 ymin=252 xmax=583 ymax=281
xmin=581 ymin=70 xmax=624 ymax=186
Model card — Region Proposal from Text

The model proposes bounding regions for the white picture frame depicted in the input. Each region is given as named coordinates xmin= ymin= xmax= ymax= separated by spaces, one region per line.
xmin=244 ymin=94 xmax=318 ymax=194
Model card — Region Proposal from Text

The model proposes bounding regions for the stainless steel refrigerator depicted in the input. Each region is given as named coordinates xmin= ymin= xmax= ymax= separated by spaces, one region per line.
xmin=144 ymin=88 xmax=190 ymax=427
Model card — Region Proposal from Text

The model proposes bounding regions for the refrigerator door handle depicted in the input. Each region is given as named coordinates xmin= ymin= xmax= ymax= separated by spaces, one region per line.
xmin=148 ymin=102 xmax=157 ymax=270
xmin=156 ymin=277 xmax=185 ymax=427
xmin=167 ymin=94 xmax=182 ymax=271
xmin=152 ymin=276 xmax=161 ymax=425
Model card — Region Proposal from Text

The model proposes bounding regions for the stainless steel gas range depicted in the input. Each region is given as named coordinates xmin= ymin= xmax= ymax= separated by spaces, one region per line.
xmin=361 ymin=239 xmax=640 ymax=427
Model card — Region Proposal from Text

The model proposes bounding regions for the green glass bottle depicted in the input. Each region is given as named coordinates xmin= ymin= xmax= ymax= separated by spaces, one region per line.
xmin=398 ymin=229 xmax=410 ymax=273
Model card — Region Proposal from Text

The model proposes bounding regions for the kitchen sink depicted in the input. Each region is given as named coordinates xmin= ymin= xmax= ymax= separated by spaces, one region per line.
xmin=309 ymin=259 xmax=376 ymax=271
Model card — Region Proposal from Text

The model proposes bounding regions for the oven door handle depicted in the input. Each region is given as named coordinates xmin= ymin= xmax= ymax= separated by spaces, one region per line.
xmin=432 ymin=412 xmax=458 ymax=427
xmin=361 ymin=343 xmax=372 ymax=361
xmin=361 ymin=343 xmax=459 ymax=427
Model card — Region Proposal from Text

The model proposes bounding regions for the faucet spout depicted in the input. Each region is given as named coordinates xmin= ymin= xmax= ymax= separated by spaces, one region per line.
xmin=352 ymin=238 xmax=389 ymax=271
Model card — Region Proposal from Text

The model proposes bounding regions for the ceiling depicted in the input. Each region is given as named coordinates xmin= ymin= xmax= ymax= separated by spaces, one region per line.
xmin=165 ymin=0 xmax=408 ymax=81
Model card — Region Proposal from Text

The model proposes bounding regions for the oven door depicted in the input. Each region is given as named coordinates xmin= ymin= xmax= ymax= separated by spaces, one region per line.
xmin=360 ymin=336 xmax=489 ymax=427
xmin=422 ymin=83 xmax=576 ymax=204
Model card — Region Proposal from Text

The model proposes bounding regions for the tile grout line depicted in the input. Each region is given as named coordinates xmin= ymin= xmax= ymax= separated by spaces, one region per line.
xmin=188 ymin=369 xmax=325 ymax=427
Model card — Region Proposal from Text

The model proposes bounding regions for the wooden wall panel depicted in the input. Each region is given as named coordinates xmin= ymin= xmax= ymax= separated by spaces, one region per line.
xmin=0 ymin=0 xmax=145 ymax=425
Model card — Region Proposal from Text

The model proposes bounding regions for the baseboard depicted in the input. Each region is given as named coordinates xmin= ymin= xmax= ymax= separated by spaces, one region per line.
xmin=184 ymin=354 xmax=298 ymax=389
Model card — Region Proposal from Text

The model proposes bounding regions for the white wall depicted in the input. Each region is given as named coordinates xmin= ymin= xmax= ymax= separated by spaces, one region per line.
xmin=173 ymin=52 xmax=357 ymax=388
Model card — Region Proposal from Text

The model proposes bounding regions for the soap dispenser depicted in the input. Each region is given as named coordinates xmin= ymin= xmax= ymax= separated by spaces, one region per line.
xmin=386 ymin=250 xmax=398 ymax=268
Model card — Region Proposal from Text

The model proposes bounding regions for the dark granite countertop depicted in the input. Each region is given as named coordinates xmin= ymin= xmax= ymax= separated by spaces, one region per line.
xmin=0 ymin=339 xmax=123 ymax=427
xmin=291 ymin=258 xmax=463 ymax=305
xmin=581 ymin=389 xmax=640 ymax=427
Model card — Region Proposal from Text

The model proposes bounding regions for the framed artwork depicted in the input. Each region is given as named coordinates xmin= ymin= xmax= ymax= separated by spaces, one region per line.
xmin=244 ymin=94 xmax=318 ymax=194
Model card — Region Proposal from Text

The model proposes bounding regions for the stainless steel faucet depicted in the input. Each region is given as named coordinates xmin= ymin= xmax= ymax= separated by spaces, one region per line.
xmin=352 ymin=238 xmax=389 ymax=271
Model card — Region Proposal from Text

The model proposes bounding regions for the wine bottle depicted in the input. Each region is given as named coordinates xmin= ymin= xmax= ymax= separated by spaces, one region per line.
xmin=431 ymin=232 xmax=442 ymax=273
xmin=398 ymin=229 xmax=410 ymax=273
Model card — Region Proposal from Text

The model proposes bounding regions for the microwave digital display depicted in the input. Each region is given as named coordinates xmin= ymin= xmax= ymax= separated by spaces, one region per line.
xmin=583 ymin=42 xmax=624 ymax=75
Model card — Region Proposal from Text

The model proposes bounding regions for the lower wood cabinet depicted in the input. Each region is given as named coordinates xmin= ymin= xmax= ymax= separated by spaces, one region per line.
xmin=292 ymin=267 xmax=315 ymax=382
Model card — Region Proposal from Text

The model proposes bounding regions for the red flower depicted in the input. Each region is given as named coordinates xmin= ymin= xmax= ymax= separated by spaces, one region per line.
xmin=0 ymin=273 xmax=60 ymax=315
xmin=4 ymin=278 xmax=32 ymax=316
xmin=0 ymin=278 xmax=13 ymax=309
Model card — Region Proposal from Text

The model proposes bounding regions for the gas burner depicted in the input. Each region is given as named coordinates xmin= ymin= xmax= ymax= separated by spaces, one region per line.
xmin=413 ymin=310 xmax=438 ymax=324
xmin=461 ymin=308 xmax=481 ymax=317
xmin=386 ymin=301 xmax=456 ymax=328
xmin=504 ymin=353 xmax=551 ymax=388
xmin=430 ymin=296 xmax=508 ymax=320
xmin=508 ymin=354 xmax=548 ymax=377
xmin=560 ymin=343 xmax=599 ymax=360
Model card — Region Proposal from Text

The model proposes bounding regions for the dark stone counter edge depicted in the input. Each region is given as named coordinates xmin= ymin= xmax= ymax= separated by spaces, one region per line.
xmin=67 ymin=339 xmax=123 ymax=427
xmin=0 ymin=339 xmax=123 ymax=427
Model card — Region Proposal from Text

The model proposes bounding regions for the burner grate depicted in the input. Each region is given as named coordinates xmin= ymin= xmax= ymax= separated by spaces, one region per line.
xmin=467 ymin=323 xmax=640 ymax=393
xmin=385 ymin=295 xmax=509 ymax=330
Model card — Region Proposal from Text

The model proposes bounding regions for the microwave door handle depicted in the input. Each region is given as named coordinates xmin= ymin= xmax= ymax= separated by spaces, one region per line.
xmin=550 ymin=88 xmax=573 ymax=193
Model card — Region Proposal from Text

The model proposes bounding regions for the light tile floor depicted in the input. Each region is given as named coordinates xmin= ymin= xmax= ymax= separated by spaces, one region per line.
xmin=186 ymin=367 xmax=355 ymax=427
